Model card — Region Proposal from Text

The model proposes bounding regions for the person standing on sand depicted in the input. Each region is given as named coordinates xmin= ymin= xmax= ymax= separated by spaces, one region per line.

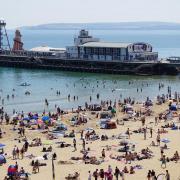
xmin=160 ymin=148 xmax=164 ymax=159
xmin=34 ymin=160 xmax=39 ymax=173
xmin=15 ymin=161 xmax=18 ymax=171
xmin=156 ymin=134 xmax=160 ymax=146
xmin=126 ymin=128 xmax=130 ymax=139
xmin=93 ymin=169 xmax=99 ymax=180
xmin=22 ymin=127 xmax=25 ymax=137
xmin=161 ymin=155 xmax=166 ymax=168
xmin=101 ymin=149 xmax=105 ymax=159
xmin=155 ymin=117 xmax=158 ymax=126
xmin=81 ymin=130 xmax=84 ymax=139
xmin=24 ymin=140 xmax=29 ymax=152
xmin=144 ymin=128 xmax=147 ymax=140
xmin=88 ymin=171 xmax=92 ymax=180
xmin=82 ymin=139 xmax=86 ymax=150
xmin=99 ymin=169 xmax=105 ymax=180
xmin=0 ymin=128 xmax=2 ymax=138
xmin=147 ymin=170 xmax=151 ymax=180
xmin=12 ymin=147 xmax=16 ymax=160
xmin=151 ymin=170 xmax=157 ymax=180
xmin=114 ymin=166 xmax=120 ymax=180
xmin=73 ymin=138 xmax=77 ymax=151
xmin=150 ymin=127 xmax=153 ymax=138
xmin=141 ymin=116 xmax=145 ymax=126
xmin=20 ymin=148 xmax=24 ymax=159
xmin=16 ymin=147 xmax=20 ymax=159
xmin=165 ymin=170 xmax=170 ymax=180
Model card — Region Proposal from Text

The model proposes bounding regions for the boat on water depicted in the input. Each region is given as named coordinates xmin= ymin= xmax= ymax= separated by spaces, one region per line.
xmin=20 ymin=82 xmax=31 ymax=86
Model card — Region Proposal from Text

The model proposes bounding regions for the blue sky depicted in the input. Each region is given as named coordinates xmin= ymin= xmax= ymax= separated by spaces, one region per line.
xmin=1 ymin=0 xmax=180 ymax=28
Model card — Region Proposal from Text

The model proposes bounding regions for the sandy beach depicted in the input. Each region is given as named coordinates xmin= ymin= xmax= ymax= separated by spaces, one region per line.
xmin=0 ymin=96 xmax=180 ymax=180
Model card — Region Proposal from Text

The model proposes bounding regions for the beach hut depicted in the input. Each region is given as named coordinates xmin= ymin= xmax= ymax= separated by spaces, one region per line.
xmin=0 ymin=154 xmax=6 ymax=164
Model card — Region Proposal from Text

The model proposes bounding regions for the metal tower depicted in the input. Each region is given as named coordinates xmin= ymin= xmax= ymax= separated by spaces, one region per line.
xmin=0 ymin=20 xmax=11 ymax=50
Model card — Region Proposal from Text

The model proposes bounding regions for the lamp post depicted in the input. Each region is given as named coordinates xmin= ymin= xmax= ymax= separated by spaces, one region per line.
xmin=52 ymin=156 xmax=55 ymax=180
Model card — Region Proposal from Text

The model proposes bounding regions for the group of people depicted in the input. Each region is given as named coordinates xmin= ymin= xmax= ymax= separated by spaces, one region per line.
xmin=147 ymin=169 xmax=170 ymax=180
xmin=89 ymin=165 xmax=125 ymax=180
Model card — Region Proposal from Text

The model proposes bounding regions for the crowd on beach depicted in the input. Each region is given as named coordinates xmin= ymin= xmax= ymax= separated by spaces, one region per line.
xmin=0 ymin=79 xmax=180 ymax=180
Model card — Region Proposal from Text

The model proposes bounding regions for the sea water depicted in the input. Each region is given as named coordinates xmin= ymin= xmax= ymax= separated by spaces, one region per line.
xmin=0 ymin=29 xmax=180 ymax=114
xmin=0 ymin=67 xmax=180 ymax=114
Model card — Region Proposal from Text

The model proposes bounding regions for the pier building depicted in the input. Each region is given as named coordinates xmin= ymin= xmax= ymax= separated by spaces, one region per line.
xmin=67 ymin=30 xmax=158 ymax=61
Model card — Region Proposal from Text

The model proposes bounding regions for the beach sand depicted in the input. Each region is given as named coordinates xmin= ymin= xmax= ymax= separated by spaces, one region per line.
xmin=0 ymin=102 xmax=180 ymax=180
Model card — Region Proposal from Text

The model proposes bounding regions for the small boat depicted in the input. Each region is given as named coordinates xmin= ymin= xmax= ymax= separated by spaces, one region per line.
xmin=135 ymin=73 xmax=152 ymax=76
xmin=20 ymin=82 xmax=31 ymax=86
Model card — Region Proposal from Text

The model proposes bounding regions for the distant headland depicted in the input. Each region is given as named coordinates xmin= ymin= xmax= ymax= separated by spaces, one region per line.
xmin=20 ymin=22 xmax=180 ymax=30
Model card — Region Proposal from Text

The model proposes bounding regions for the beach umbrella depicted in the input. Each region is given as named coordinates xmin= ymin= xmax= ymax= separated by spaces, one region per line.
xmin=37 ymin=119 xmax=44 ymax=125
xmin=7 ymin=165 xmax=17 ymax=176
xmin=161 ymin=138 xmax=170 ymax=144
xmin=31 ymin=115 xmax=38 ymax=120
xmin=42 ymin=116 xmax=50 ymax=121
xmin=29 ymin=119 xmax=37 ymax=125
xmin=0 ymin=154 xmax=6 ymax=164
xmin=0 ymin=143 xmax=5 ymax=148
xmin=51 ymin=119 xmax=56 ymax=124
xmin=23 ymin=117 xmax=30 ymax=121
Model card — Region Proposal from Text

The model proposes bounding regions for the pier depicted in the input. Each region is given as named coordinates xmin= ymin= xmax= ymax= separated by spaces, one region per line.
xmin=0 ymin=53 xmax=179 ymax=75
